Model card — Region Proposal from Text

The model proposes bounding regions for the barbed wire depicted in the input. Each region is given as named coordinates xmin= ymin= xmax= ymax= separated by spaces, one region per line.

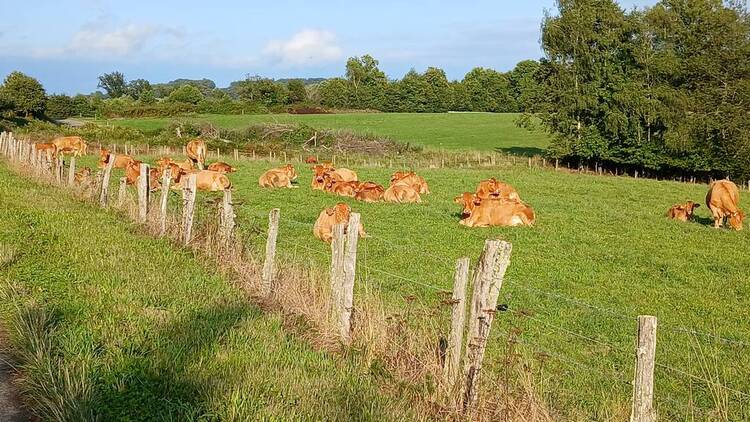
xmin=655 ymin=362 xmax=750 ymax=399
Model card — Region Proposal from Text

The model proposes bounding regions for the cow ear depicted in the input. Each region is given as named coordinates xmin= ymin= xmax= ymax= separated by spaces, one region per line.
xmin=325 ymin=208 xmax=335 ymax=216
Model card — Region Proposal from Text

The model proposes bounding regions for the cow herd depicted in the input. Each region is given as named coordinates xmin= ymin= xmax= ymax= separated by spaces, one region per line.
xmin=30 ymin=136 xmax=746 ymax=242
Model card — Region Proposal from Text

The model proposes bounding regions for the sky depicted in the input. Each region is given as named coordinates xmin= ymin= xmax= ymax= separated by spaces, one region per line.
xmin=0 ymin=0 xmax=656 ymax=94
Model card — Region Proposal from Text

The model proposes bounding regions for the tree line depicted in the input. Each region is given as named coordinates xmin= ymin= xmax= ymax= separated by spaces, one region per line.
xmin=0 ymin=56 xmax=542 ymax=124
xmin=532 ymin=0 xmax=750 ymax=179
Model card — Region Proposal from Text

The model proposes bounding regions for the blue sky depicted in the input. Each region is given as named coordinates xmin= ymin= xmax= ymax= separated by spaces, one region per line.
xmin=0 ymin=0 xmax=655 ymax=94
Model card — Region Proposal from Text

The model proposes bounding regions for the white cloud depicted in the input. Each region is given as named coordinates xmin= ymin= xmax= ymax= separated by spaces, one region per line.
xmin=263 ymin=29 xmax=342 ymax=66
xmin=69 ymin=24 xmax=160 ymax=56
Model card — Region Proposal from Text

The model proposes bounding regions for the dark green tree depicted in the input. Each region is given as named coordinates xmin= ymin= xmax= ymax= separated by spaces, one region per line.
xmin=45 ymin=94 xmax=75 ymax=119
xmin=168 ymin=85 xmax=203 ymax=104
xmin=286 ymin=79 xmax=307 ymax=104
xmin=97 ymin=71 xmax=127 ymax=98
xmin=1 ymin=71 xmax=47 ymax=117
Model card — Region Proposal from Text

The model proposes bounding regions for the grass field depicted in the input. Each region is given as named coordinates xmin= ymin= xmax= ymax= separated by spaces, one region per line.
xmin=0 ymin=165 xmax=417 ymax=420
xmin=63 ymin=149 xmax=750 ymax=420
xmin=92 ymin=113 xmax=550 ymax=154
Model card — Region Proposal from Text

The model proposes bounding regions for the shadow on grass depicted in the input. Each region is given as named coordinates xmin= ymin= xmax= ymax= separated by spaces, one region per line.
xmin=495 ymin=146 xmax=547 ymax=157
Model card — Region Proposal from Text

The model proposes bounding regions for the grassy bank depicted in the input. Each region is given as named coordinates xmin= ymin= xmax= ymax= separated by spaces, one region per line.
xmin=87 ymin=112 xmax=550 ymax=154
xmin=0 ymin=163 xmax=416 ymax=420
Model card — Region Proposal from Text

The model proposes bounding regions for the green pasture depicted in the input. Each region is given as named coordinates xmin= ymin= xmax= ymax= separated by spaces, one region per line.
xmin=90 ymin=112 xmax=550 ymax=154
xmin=69 ymin=150 xmax=750 ymax=420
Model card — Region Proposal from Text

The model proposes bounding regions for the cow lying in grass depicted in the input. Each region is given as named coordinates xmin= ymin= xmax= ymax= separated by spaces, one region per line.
xmin=171 ymin=170 xmax=232 ymax=192
xmin=706 ymin=180 xmax=745 ymax=230
xmin=124 ymin=161 xmax=163 ymax=190
xmin=311 ymin=163 xmax=358 ymax=190
xmin=455 ymin=178 xmax=535 ymax=227
xmin=384 ymin=182 xmax=421 ymax=203
xmin=259 ymin=164 xmax=298 ymax=188
xmin=667 ymin=201 xmax=700 ymax=222
xmin=390 ymin=171 xmax=430 ymax=194
xmin=207 ymin=162 xmax=237 ymax=173
xmin=313 ymin=203 xmax=367 ymax=243
xmin=98 ymin=148 xmax=135 ymax=169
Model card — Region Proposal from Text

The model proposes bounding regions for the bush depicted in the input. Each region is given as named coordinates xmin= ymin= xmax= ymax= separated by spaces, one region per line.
xmin=168 ymin=85 xmax=203 ymax=104
xmin=46 ymin=94 xmax=75 ymax=120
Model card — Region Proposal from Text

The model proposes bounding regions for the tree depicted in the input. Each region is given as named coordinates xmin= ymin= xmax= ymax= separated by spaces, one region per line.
xmin=98 ymin=71 xmax=127 ymax=98
xmin=46 ymin=94 xmax=75 ymax=119
xmin=168 ymin=84 xmax=203 ymax=104
xmin=127 ymin=79 xmax=152 ymax=99
xmin=287 ymin=79 xmax=307 ymax=104
xmin=72 ymin=94 xmax=95 ymax=117
xmin=509 ymin=60 xmax=542 ymax=112
xmin=1 ymin=71 xmax=46 ymax=117
xmin=318 ymin=78 xmax=351 ymax=109
xmin=235 ymin=76 xmax=287 ymax=106
xmin=345 ymin=55 xmax=387 ymax=109
xmin=422 ymin=67 xmax=451 ymax=112
xmin=461 ymin=68 xmax=516 ymax=112
xmin=138 ymin=89 xmax=157 ymax=105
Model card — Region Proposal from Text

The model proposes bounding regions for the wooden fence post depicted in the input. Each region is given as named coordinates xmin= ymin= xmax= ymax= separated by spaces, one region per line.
xmin=234 ymin=149 xmax=239 ymax=160
xmin=339 ymin=213 xmax=360 ymax=345
xmin=159 ymin=169 xmax=171 ymax=236
xmin=67 ymin=156 xmax=76 ymax=186
xmin=329 ymin=223 xmax=346 ymax=326
xmin=137 ymin=163 xmax=149 ymax=222
xmin=462 ymin=240 xmax=513 ymax=415
xmin=261 ymin=208 xmax=280 ymax=297
xmin=99 ymin=153 xmax=116 ymax=207
xmin=630 ymin=315 xmax=657 ymax=422
xmin=219 ymin=189 xmax=235 ymax=244
xmin=55 ymin=156 xmax=63 ymax=183
xmin=181 ymin=173 xmax=197 ymax=245
xmin=117 ymin=177 xmax=128 ymax=207
xmin=444 ymin=257 xmax=470 ymax=390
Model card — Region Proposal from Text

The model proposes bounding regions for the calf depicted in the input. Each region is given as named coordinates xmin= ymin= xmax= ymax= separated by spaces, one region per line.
xmin=706 ymin=180 xmax=745 ymax=230
xmin=475 ymin=178 xmax=520 ymax=201
xmin=173 ymin=170 xmax=232 ymax=192
xmin=390 ymin=171 xmax=430 ymax=194
xmin=354 ymin=182 xmax=385 ymax=202
xmin=74 ymin=167 xmax=92 ymax=184
xmin=383 ymin=182 xmax=421 ymax=203
xmin=313 ymin=203 xmax=367 ymax=243
xmin=207 ymin=162 xmax=237 ymax=173
xmin=98 ymin=148 xmax=135 ymax=169
xmin=34 ymin=143 xmax=57 ymax=162
xmin=666 ymin=201 xmax=700 ymax=222
xmin=259 ymin=164 xmax=298 ymax=188
xmin=459 ymin=198 xmax=535 ymax=228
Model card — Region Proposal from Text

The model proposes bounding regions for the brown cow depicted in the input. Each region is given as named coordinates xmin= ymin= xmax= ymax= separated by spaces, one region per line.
xmin=666 ymin=201 xmax=700 ymax=222
xmin=475 ymin=178 xmax=520 ymax=201
xmin=123 ymin=161 xmax=162 ymax=190
xmin=354 ymin=182 xmax=385 ymax=202
xmin=459 ymin=198 xmax=535 ymax=227
xmin=172 ymin=170 xmax=232 ymax=192
xmin=259 ymin=164 xmax=298 ymax=188
xmin=706 ymin=180 xmax=745 ymax=230
xmin=390 ymin=171 xmax=430 ymax=194
xmin=51 ymin=136 xmax=87 ymax=157
xmin=304 ymin=156 xmax=318 ymax=164
xmin=313 ymin=203 xmax=367 ymax=243
xmin=383 ymin=182 xmax=421 ymax=203
xmin=186 ymin=139 xmax=207 ymax=170
xmin=98 ymin=149 xmax=135 ymax=169
xmin=207 ymin=162 xmax=237 ymax=173
xmin=34 ymin=143 xmax=57 ymax=162
xmin=454 ymin=192 xmax=480 ymax=219
xmin=325 ymin=179 xmax=360 ymax=197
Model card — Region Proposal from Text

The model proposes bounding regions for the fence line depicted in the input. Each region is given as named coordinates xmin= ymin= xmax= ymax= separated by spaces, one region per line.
xmin=1 ymin=132 xmax=747 ymax=419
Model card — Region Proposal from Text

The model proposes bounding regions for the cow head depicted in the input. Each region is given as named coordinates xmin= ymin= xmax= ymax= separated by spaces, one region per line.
xmin=155 ymin=157 xmax=173 ymax=171
xmin=97 ymin=148 xmax=110 ymax=169
xmin=728 ymin=210 xmax=745 ymax=231
xmin=284 ymin=164 xmax=298 ymax=181
xmin=454 ymin=192 xmax=479 ymax=218
xmin=390 ymin=171 xmax=412 ymax=185
xmin=684 ymin=201 xmax=700 ymax=218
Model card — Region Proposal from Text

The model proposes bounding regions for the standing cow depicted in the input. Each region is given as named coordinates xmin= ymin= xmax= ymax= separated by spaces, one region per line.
xmin=186 ymin=139 xmax=207 ymax=170
xmin=706 ymin=180 xmax=745 ymax=230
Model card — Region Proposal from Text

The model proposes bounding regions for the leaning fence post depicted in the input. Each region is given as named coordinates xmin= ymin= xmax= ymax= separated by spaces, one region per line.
xmin=159 ymin=169 xmax=171 ymax=236
xmin=99 ymin=153 xmax=116 ymax=207
xmin=329 ymin=223 xmax=346 ymax=324
xmin=630 ymin=315 xmax=657 ymax=422
xmin=67 ymin=156 xmax=76 ymax=186
xmin=261 ymin=208 xmax=280 ymax=297
xmin=182 ymin=173 xmax=197 ymax=245
xmin=55 ymin=156 xmax=63 ymax=183
xmin=462 ymin=240 xmax=513 ymax=415
xmin=137 ymin=163 xmax=149 ymax=223
xmin=339 ymin=213 xmax=360 ymax=345
xmin=219 ymin=189 xmax=235 ymax=244
xmin=444 ymin=257 xmax=470 ymax=390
